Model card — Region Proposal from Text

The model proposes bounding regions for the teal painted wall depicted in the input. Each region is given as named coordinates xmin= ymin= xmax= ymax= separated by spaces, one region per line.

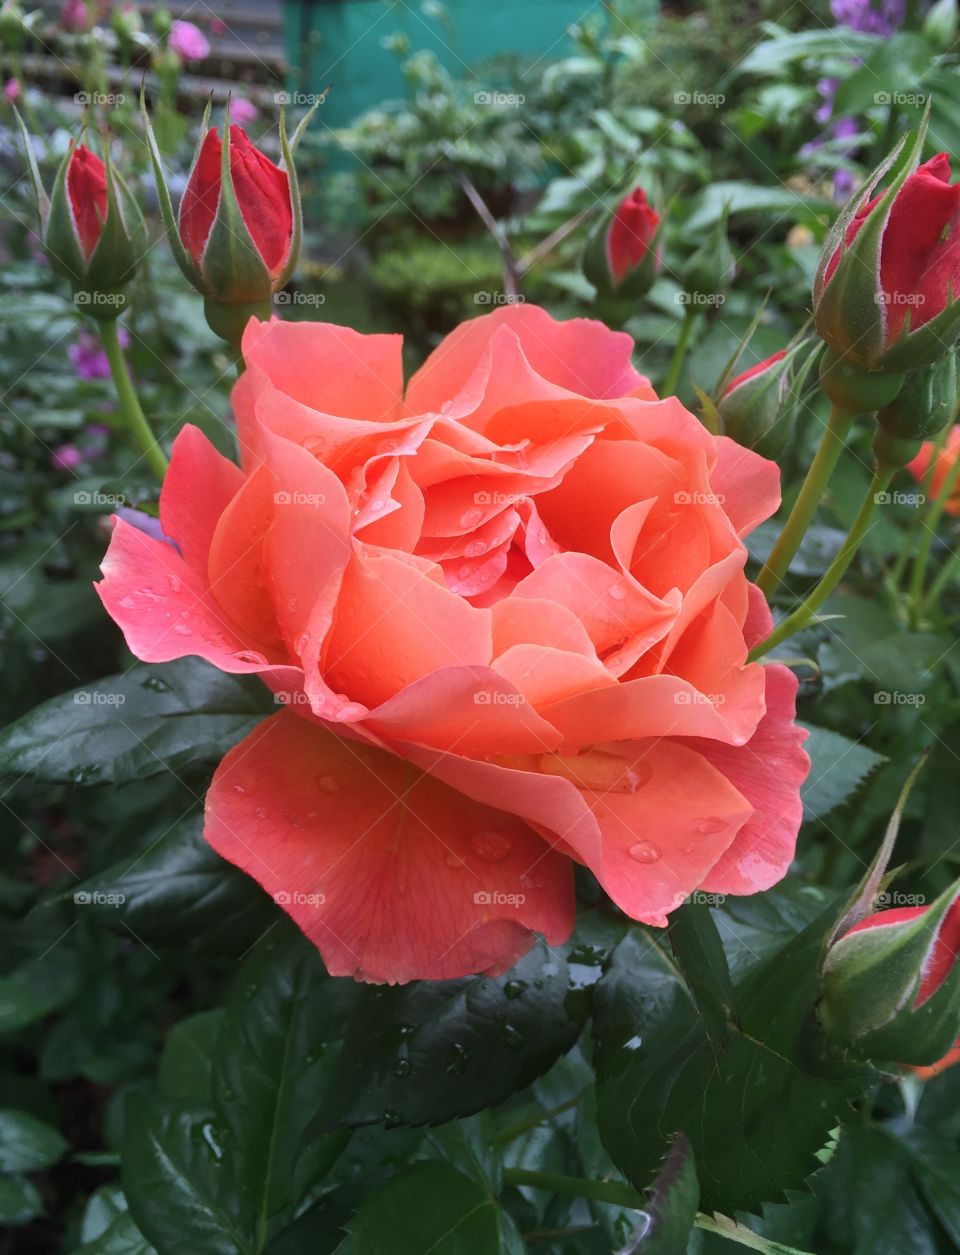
xmin=283 ymin=0 xmax=593 ymax=129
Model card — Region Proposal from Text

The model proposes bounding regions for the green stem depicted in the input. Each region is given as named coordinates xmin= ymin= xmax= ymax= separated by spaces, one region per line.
xmin=907 ymin=448 xmax=960 ymax=623
xmin=756 ymin=404 xmax=856 ymax=597
xmin=919 ymin=546 xmax=960 ymax=619
xmin=887 ymin=423 xmax=947 ymax=592
xmin=494 ymin=1094 xmax=582 ymax=1145
xmin=661 ymin=305 xmax=696 ymax=397
xmin=99 ymin=319 xmax=168 ymax=481
xmin=750 ymin=463 xmax=895 ymax=660
xmin=502 ymin=1167 xmax=644 ymax=1209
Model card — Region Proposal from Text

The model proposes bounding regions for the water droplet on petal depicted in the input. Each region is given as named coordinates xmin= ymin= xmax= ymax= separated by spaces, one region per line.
xmin=459 ymin=507 xmax=483 ymax=528
xmin=464 ymin=539 xmax=487 ymax=558
xmin=317 ymin=775 xmax=338 ymax=793
xmin=629 ymin=841 xmax=659 ymax=864
xmin=294 ymin=632 xmax=309 ymax=655
xmin=118 ymin=596 xmax=137 ymax=610
xmin=471 ymin=831 xmax=512 ymax=862
xmin=232 ymin=784 xmax=246 ymax=794
xmin=502 ymin=1024 xmax=524 ymax=1049
xmin=697 ymin=816 xmax=728 ymax=835
xmin=173 ymin=622 xmax=193 ymax=636
xmin=370 ymin=498 xmax=385 ymax=513
xmin=167 ymin=572 xmax=183 ymax=593
xmin=608 ymin=580 xmax=627 ymax=601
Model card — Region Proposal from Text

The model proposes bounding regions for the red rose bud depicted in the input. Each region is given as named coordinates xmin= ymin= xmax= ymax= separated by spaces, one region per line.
xmin=814 ymin=118 xmax=960 ymax=376
xmin=179 ymin=125 xmax=292 ymax=280
xmin=820 ymin=881 xmax=960 ymax=1069
xmin=15 ymin=120 xmax=147 ymax=318
xmin=65 ymin=144 xmax=107 ymax=259
xmin=583 ymin=185 xmax=661 ymax=302
xmin=144 ymin=99 xmax=307 ymax=346
xmin=716 ymin=340 xmax=819 ymax=460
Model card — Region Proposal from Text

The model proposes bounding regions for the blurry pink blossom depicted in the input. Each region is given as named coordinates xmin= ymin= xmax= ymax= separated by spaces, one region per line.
xmin=210 ymin=16 xmax=226 ymax=35
xmin=169 ymin=19 xmax=210 ymax=61
xmin=52 ymin=444 xmax=84 ymax=471
xmin=69 ymin=326 xmax=130 ymax=380
xmin=230 ymin=96 xmax=259 ymax=125
xmin=4 ymin=78 xmax=20 ymax=102
xmin=60 ymin=0 xmax=90 ymax=32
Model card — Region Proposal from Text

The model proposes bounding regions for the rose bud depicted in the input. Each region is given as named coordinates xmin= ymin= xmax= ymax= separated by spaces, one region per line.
xmin=681 ymin=206 xmax=736 ymax=307
xmin=908 ymin=424 xmax=960 ymax=516
xmin=144 ymin=101 xmax=306 ymax=346
xmin=874 ymin=346 xmax=959 ymax=468
xmin=716 ymin=339 xmax=820 ymax=460
xmin=820 ymin=881 xmax=960 ymax=1069
xmin=583 ymin=185 xmax=661 ymax=302
xmin=15 ymin=121 xmax=146 ymax=318
xmin=814 ymin=118 xmax=960 ymax=379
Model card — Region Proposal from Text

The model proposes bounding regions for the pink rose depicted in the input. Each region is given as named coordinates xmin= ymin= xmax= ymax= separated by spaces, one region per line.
xmin=96 ymin=306 xmax=809 ymax=984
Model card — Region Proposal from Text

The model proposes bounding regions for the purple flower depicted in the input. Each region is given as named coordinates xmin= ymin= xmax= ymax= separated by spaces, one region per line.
xmin=68 ymin=326 xmax=130 ymax=381
xmin=830 ymin=0 xmax=906 ymax=35
xmin=230 ymin=97 xmax=259 ymax=125
xmin=52 ymin=444 xmax=84 ymax=471
xmin=4 ymin=78 xmax=21 ymax=102
xmin=60 ymin=0 xmax=90 ymax=33
xmin=168 ymin=19 xmax=210 ymax=62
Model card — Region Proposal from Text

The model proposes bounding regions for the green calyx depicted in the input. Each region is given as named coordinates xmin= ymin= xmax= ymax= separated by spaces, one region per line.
xmin=203 ymin=297 xmax=273 ymax=349
xmin=682 ymin=204 xmax=735 ymax=303
xmin=717 ymin=336 xmax=820 ymax=459
xmin=819 ymin=347 xmax=905 ymax=414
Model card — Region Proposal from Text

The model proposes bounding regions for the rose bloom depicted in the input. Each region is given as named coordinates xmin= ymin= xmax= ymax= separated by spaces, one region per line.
xmin=909 ymin=425 xmax=960 ymax=516
xmin=97 ymin=307 xmax=809 ymax=984
xmin=168 ymin=18 xmax=210 ymax=62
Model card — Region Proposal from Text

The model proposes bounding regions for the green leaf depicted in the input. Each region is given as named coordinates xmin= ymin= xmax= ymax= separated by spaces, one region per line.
xmin=801 ymin=726 xmax=886 ymax=821
xmin=594 ymin=920 xmax=872 ymax=1214
xmin=72 ymin=1184 xmax=156 ymax=1255
xmin=0 ymin=1108 xmax=67 ymax=1172
xmin=122 ymin=1097 xmax=255 ymax=1255
xmin=0 ymin=659 xmax=270 ymax=786
xmin=321 ymin=940 xmax=587 ymax=1130
xmin=333 ymin=1160 xmax=503 ymax=1254
xmin=684 ymin=183 xmax=832 ymax=234
xmin=212 ymin=926 xmax=358 ymax=1241
xmin=69 ymin=817 xmax=271 ymax=954
xmin=158 ymin=1011 xmax=225 ymax=1105
xmin=667 ymin=904 xmax=736 ymax=1050
xmin=0 ymin=1173 xmax=42 ymax=1225
xmin=0 ymin=947 xmax=84 ymax=1035
xmin=735 ymin=27 xmax=880 ymax=77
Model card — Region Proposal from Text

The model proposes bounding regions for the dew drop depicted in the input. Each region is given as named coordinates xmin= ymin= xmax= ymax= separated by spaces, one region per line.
xmin=137 ymin=587 xmax=164 ymax=602
xmin=624 ymin=1034 xmax=643 ymax=1052
xmin=504 ymin=979 xmax=527 ymax=1000
xmin=173 ymin=622 xmax=193 ymax=636
xmin=608 ymin=580 xmax=627 ymax=601
xmin=470 ymin=831 xmax=512 ymax=862
xmin=628 ymin=841 xmax=659 ymax=864
xmin=459 ymin=507 xmax=483 ymax=528
xmin=141 ymin=675 xmax=170 ymax=693
xmin=232 ymin=784 xmax=246 ymax=794
xmin=232 ymin=649 xmax=265 ymax=664
xmin=294 ymin=633 xmax=310 ymax=655
xmin=369 ymin=498 xmax=386 ymax=514
xmin=502 ymin=1024 xmax=524 ymax=1050
xmin=253 ymin=806 xmax=267 ymax=819
xmin=383 ymin=1110 xmax=403 ymax=1128
xmin=73 ymin=764 xmax=101 ymax=784
xmin=318 ymin=775 xmax=339 ymax=793
xmin=118 ymin=595 xmax=137 ymax=610
xmin=167 ymin=572 xmax=183 ymax=593
xmin=697 ymin=816 xmax=728 ymax=835
xmin=199 ymin=1122 xmax=223 ymax=1161
xmin=393 ymin=1058 xmax=412 ymax=1078
xmin=446 ymin=1042 xmax=469 ymax=1075
xmin=464 ymin=539 xmax=487 ymax=558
